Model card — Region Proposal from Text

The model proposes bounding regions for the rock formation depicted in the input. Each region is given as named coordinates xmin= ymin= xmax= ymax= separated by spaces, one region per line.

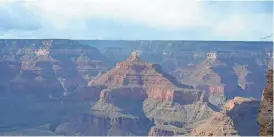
xmin=191 ymin=96 xmax=261 ymax=136
xmin=0 ymin=39 xmax=108 ymax=98
xmin=171 ymin=58 xmax=227 ymax=108
xmin=191 ymin=112 xmax=239 ymax=136
xmin=85 ymin=52 xmax=216 ymax=136
xmin=0 ymin=40 xmax=271 ymax=136
xmin=224 ymin=96 xmax=257 ymax=111
xmin=258 ymin=69 xmax=273 ymax=136
xmin=171 ymin=58 xmax=224 ymax=94
xmin=89 ymin=51 xmax=198 ymax=103
xmin=171 ymin=50 xmax=271 ymax=109
xmin=226 ymin=97 xmax=260 ymax=136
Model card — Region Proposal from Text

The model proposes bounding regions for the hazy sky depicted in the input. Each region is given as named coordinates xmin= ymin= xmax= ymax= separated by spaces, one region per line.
xmin=0 ymin=0 xmax=273 ymax=41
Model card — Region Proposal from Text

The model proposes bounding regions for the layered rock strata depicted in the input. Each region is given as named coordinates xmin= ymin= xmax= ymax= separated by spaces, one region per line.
xmin=87 ymin=52 xmax=215 ymax=136
xmin=258 ymin=70 xmax=273 ymax=136
xmin=0 ymin=39 xmax=108 ymax=98
xmin=191 ymin=96 xmax=261 ymax=136
xmin=90 ymin=51 xmax=199 ymax=103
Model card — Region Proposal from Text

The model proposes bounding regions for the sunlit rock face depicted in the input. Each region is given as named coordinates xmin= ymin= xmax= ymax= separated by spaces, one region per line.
xmin=191 ymin=112 xmax=239 ymax=136
xmin=191 ymin=96 xmax=260 ymax=136
xmin=258 ymin=70 xmax=273 ymax=136
xmin=81 ymin=41 xmax=272 ymax=115
xmin=89 ymin=51 xmax=200 ymax=103
xmin=82 ymin=52 xmax=216 ymax=136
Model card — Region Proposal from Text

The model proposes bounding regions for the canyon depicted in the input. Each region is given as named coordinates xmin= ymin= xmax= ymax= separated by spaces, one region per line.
xmin=0 ymin=39 xmax=272 ymax=136
xmin=0 ymin=40 xmax=108 ymax=97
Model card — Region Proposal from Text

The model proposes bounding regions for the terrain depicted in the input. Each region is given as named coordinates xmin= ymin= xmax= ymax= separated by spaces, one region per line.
xmin=191 ymin=96 xmax=260 ymax=136
xmin=82 ymin=40 xmax=272 ymax=101
xmin=0 ymin=39 xmax=272 ymax=136
xmin=258 ymin=69 xmax=273 ymax=136
xmin=0 ymin=39 xmax=109 ymax=97
xmin=54 ymin=52 xmax=215 ymax=135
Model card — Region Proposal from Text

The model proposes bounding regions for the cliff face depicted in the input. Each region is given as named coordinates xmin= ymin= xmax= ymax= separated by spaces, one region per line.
xmin=84 ymin=52 xmax=215 ymax=135
xmin=1 ymin=40 xmax=271 ymax=136
xmin=81 ymin=40 xmax=272 ymax=72
xmin=171 ymin=59 xmax=223 ymax=93
xmin=83 ymin=41 xmax=271 ymax=117
xmin=144 ymin=98 xmax=214 ymax=125
xmin=171 ymin=58 xmax=227 ymax=108
xmin=90 ymin=52 xmax=195 ymax=102
xmin=224 ymin=96 xmax=257 ymax=111
xmin=191 ymin=112 xmax=239 ymax=136
xmin=258 ymin=70 xmax=273 ymax=136
xmin=53 ymin=97 xmax=154 ymax=136
xmin=55 ymin=114 xmax=152 ymax=136
xmin=226 ymin=97 xmax=260 ymax=136
xmin=0 ymin=39 xmax=108 ymax=98
xmin=171 ymin=51 xmax=270 ymax=110
xmin=191 ymin=96 xmax=261 ymax=136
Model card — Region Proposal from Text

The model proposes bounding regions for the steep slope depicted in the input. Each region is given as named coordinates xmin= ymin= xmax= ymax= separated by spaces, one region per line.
xmin=89 ymin=51 xmax=194 ymax=102
xmin=0 ymin=39 xmax=108 ymax=97
xmin=171 ymin=57 xmax=227 ymax=108
xmin=87 ymin=52 xmax=215 ymax=136
xmin=50 ymin=52 xmax=216 ymax=136
xmin=0 ymin=40 xmax=110 ymax=135
xmin=191 ymin=112 xmax=239 ymax=136
xmin=191 ymin=96 xmax=260 ymax=136
xmin=171 ymin=51 xmax=271 ymax=109
xmin=83 ymin=40 xmax=271 ymax=106
xmin=226 ymin=97 xmax=260 ymax=136
xmin=258 ymin=69 xmax=273 ymax=136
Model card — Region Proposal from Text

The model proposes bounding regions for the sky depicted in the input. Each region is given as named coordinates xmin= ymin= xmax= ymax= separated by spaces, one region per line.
xmin=0 ymin=0 xmax=273 ymax=41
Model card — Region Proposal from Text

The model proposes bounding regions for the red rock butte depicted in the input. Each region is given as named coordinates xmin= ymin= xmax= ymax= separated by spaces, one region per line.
xmin=89 ymin=51 xmax=204 ymax=103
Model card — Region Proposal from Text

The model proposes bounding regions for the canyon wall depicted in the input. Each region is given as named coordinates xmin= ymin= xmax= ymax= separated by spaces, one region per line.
xmin=0 ymin=39 xmax=109 ymax=98
xmin=258 ymin=70 xmax=273 ymax=136
xmin=0 ymin=40 xmax=272 ymax=136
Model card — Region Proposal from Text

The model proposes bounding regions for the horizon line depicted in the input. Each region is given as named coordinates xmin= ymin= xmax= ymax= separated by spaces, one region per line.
xmin=0 ymin=38 xmax=273 ymax=43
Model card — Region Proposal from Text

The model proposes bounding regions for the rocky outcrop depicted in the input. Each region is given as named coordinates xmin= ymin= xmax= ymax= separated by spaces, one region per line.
xmin=143 ymin=98 xmax=214 ymax=125
xmin=171 ymin=58 xmax=227 ymax=108
xmin=55 ymin=114 xmax=152 ymax=136
xmin=191 ymin=112 xmax=239 ymax=136
xmin=85 ymin=52 xmax=215 ymax=135
xmin=224 ymin=96 xmax=256 ymax=111
xmin=258 ymin=70 xmax=273 ymax=136
xmin=226 ymin=97 xmax=260 ymax=136
xmin=54 ymin=99 xmax=154 ymax=136
xmin=171 ymin=51 xmax=271 ymax=109
xmin=99 ymin=86 xmax=147 ymax=103
xmin=0 ymin=39 xmax=108 ymax=98
xmin=90 ymin=52 xmax=177 ymax=88
xmin=191 ymin=96 xmax=261 ymax=136
xmin=90 ymin=51 xmax=196 ymax=103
